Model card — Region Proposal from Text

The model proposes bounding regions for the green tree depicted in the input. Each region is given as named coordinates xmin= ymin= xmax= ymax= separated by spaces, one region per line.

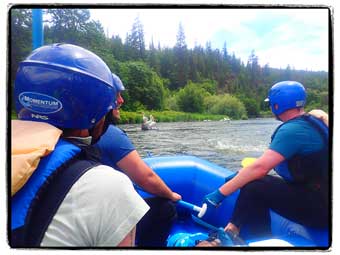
xmin=205 ymin=94 xmax=247 ymax=119
xmin=147 ymin=38 xmax=161 ymax=73
xmin=111 ymin=35 xmax=125 ymax=61
xmin=125 ymin=16 xmax=146 ymax=60
xmin=284 ymin=65 xmax=293 ymax=80
xmin=197 ymin=79 xmax=217 ymax=95
xmin=81 ymin=20 xmax=109 ymax=54
xmin=119 ymin=61 xmax=165 ymax=111
xmin=247 ymin=49 xmax=261 ymax=89
xmin=10 ymin=8 xmax=32 ymax=83
xmin=176 ymin=82 xmax=207 ymax=113
xmin=164 ymin=94 xmax=180 ymax=111
xmin=10 ymin=8 xmax=329 ymax=118
xmin=222 ymin=41 xmax=228 ymax=61
xmin=192 ymin=45 xmax=206 ymax=81
xmin=173 ymin=22 xmax=188 ymax=89
xmin=46 ymin=9 xmax=91 ymax=44
xmin=159 ymin=47 xmax=175 ymax=83
xmin=240 ymin=97 xmax=260 ymax=117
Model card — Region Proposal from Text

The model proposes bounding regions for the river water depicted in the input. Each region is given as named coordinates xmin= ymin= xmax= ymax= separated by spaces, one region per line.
xmin=119 ymin=118 xmax=280 ymax=171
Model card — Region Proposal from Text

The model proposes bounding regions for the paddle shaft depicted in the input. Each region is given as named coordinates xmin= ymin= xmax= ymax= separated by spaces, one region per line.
xmin=134 ymin=185 xmax=207 ymax=217
xmin=178 ymin=200 xmax=202 ymax=212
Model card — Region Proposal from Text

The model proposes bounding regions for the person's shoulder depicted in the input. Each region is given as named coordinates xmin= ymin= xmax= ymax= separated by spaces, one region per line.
xmin=283 ymin=117 xmax=307 ymax=128
xmin=71 ymin=164 xmax=148 ymax=220
xmin=279 ymin=120 xmax=297 ymax=129
xmin=101 ymin=125 xmax=127 ymax=139
xmin=275 ymin=120 xmax=301 ymax=137
xmin=85 ymin=164 xmax=130 ymax=180
xmin=289 ymin=116 xmax=320 ymax=130
xmin=107 ymin=125 xmax=125 ymax=134
xmin=279 ymin=117 xmax=316 ymax=136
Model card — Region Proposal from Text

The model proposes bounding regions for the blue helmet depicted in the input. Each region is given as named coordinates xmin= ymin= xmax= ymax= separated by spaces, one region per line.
xmin=265 ymin=81 xmax=306 ymax=117
xmin=14 ymin=43 xmax=117 ymax=129
xmin=112 ymin=73 xmax=125 ymax=92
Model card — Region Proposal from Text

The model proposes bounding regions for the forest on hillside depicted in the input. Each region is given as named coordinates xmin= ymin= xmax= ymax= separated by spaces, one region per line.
xmin=10 ymin=8 xmax=329 ymax=119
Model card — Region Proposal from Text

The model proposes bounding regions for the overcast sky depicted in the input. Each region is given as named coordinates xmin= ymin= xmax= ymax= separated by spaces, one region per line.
xmin=90 ymin=7 xmax=329 ymax=72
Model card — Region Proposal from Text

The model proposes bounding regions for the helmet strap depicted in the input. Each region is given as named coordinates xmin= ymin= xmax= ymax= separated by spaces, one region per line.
xmin=96 ymin=110 xmax=118 ymax=139
xmin=275 ymin=115 xmax=283 ymax=122
xmin=89 ymin=117 xmax=106 ymax=144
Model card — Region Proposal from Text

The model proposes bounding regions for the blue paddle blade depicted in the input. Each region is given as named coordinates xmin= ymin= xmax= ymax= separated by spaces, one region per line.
xmin=167 ymin=232 xmax=209 ymax=247
xmin=191 ymin=216 xmax=248 ymax=246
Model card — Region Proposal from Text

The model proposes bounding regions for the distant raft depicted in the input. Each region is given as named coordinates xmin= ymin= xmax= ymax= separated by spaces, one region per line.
xmin=141 ymin=114 xmax=157 ymax=130
xmin=141 ymin=120 xmax=157 ymax=130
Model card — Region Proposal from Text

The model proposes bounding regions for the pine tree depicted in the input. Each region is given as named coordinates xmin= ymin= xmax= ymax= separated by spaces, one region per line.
xmin=147 ymin=37 xmax=161 ymax=74
xmin=247 ymin=49 xmax=261 ymax=89
xmin=173 ymin=22 xmax=188 ymax=89
xmin=126 ymin=16 xmax=146 ymax=60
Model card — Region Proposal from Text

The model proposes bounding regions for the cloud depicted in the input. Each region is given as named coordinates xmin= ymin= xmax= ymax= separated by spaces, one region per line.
xmin=208 ymin=9 xmax=328 ymax=71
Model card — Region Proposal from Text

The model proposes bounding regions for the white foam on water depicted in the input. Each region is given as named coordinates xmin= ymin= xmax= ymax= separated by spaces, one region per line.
xmin=215 ymin=141 xmax=264 ymax=152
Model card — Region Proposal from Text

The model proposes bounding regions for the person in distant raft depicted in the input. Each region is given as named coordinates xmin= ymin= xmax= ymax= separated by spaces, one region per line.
xmin=95 ymin=73 xmax=181 ymax=247
xmin=11 ymin=44 xmax=149 ymax=247
xmin=202 ymin=81 xmax=329 ymax=240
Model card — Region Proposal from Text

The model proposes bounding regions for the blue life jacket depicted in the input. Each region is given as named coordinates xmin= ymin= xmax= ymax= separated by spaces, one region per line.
xmin=11 ymin=138 xmax=100 ymax=247
xmin=272 ymin=114 xmax=329 ymax=195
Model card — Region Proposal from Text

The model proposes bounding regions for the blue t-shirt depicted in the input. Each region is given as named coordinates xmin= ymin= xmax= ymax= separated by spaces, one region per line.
xmin=269 ymin=118 xmax=324 ymax=160
xmin=95 ymin=125 xmax=135 ymax=170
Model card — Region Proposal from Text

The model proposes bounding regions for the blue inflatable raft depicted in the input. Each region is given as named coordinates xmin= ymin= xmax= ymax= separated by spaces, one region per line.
xmin=140 ymin=155 xmax=329 ymax=248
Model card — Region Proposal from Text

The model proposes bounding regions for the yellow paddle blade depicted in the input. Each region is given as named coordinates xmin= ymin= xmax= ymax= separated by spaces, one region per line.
xmin=241 ymin=157 xmax=257 ymax=168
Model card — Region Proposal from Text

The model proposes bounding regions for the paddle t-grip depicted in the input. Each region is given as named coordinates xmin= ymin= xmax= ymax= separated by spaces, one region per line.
xmin=177 ymin=200 xmax=207 ymax=218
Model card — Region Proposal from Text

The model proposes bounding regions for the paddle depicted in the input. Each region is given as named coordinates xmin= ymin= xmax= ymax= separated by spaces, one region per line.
xmin=190 ymin=157 xmax=256 ymax=245
xmin=134 ymin=184 xmax=208 ymax=218
xmin=177 ymin=200 xmax=207 ymax=218
xmin=175 ymin=156 xmax=256 ymax=218
xmin=137 ymin=157 xmax=258 ymax=219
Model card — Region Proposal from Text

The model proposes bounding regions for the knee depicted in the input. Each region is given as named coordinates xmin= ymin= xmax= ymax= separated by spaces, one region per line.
xmin=239 ymin=179 xmax=265 ymax=200
xmin=145 ymin=197 xmax=177 ymax=221
xmin=158 ymin=199 xmax=177 ymax=220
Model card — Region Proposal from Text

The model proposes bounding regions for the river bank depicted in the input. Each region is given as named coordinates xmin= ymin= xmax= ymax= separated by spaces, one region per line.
xmin=10 ymin=109 xmax=273 ymax=123
xmin=118 ymin=110 xmax=273 ymax=124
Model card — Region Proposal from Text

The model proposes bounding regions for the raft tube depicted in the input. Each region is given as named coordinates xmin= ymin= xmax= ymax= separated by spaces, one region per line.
xmin=140 ymin=155 xmax=329 ymax=248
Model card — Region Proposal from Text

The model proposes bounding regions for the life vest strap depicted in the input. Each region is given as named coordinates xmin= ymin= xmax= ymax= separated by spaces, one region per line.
xmin=11 ymin=159 xmax=99 ymax=247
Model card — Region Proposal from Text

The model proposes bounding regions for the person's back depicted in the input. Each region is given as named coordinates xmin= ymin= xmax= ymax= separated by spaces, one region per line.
xmin=96 ymin=121 xmax=180 ymax=246
xmin=40 ymin=151 xmax=147 ymax=246
xmin=95 ymin=76 xmax=181 ymax=246
xmin=269 ymin=114 xmax=328 ymax=206
xmin=11 ymin=43 xmax=149 ymax=247
xmin=96 ymin=124 xmax=132 ymax=170
xmin=200 ymin=81 xmax=329 ymax=243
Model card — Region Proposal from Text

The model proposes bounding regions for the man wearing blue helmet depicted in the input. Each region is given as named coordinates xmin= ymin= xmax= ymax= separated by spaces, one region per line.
xmin=201 ymin=81 xmax=328 ymax=242
xmin=96 ymin=73 xmax=182 ymax=246
xmin=11 ymin=44 xmax=149 ymax=247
